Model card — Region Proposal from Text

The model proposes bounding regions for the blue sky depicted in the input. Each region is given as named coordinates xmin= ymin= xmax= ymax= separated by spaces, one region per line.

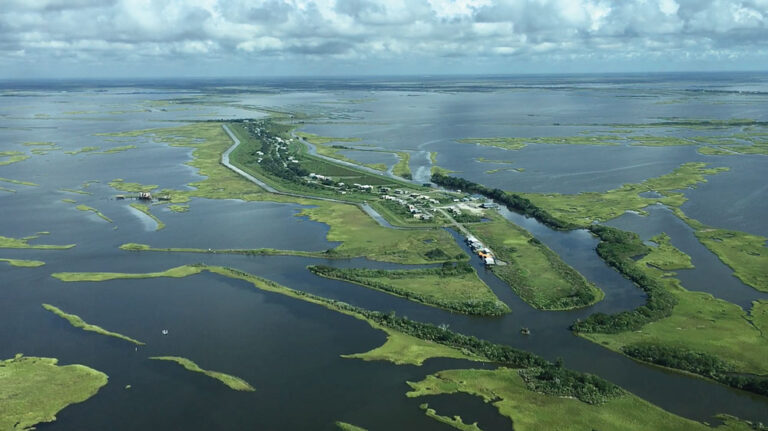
xmin=2 ymin=0 xmax=767 ymax=78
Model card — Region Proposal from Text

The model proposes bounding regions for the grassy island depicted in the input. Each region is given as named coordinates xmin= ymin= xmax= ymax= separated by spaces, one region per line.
xmin=42 ymin=304 xmax=145 ymax=345
xmin=467 ymin=214 xmax=603 ymax=310
xmin=149 ymin=356 xmax=254 ymax=391
xmin=0 ymin=258 xmax=45 ymax=267
xmin=0 ymin=354 xmax=108 ymax=431
xmin=0 ymin=234 xmax=74 ymax=250
xmin=308 ymin=263 xmax=509 ymax=316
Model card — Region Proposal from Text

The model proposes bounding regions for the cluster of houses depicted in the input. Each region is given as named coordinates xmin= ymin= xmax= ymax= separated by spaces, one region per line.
xmin=381 ymin=191 xmax=442 ymax=220
xmin=466 ymin=235 xmax=496 ymax=265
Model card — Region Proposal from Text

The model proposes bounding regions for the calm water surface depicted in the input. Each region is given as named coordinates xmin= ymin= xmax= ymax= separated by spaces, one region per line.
xmin=2 ymin=75 xmax=768 ymax=429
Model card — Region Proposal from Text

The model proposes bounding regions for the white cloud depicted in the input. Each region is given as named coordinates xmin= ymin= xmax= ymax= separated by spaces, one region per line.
xmin=1 ymin=0 xmax=767 ymax=77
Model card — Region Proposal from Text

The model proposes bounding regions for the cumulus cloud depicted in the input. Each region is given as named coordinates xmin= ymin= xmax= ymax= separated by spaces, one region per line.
xmin=1 ymin=0 xmax=767 ymax=77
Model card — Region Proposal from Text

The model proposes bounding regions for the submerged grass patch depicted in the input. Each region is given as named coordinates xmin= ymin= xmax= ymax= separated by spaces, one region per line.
xmin=0 ymin=354 xmax=108 ymax=431
xmin=420 ymin=404 xmax=483 ymax=431
xmin=335 ymin=422 xmax=368 ymax=431
xmin=42 ymin=304 xmax=144 ymax=345
xmin=406 ymin=368 xmax=747 ymax=431
xmin=0 ymin=151 xmax=30 ymax=166
xmin=0 ymin=177 xmax=38 ymax=187
xmin=0 ymin=258 xmax=45 ymax=267
xmin=467 ymin=214 xmax=603 ymax=310
xmin=75 ymin=204 xmax=113 ymax=223
xmin=129 ymin=203 xmax=165 ymax=230
xmin=149 ymin=356 xmax=254 ymax=391
xmin=64 ymin=146 xmax=100 ymax=155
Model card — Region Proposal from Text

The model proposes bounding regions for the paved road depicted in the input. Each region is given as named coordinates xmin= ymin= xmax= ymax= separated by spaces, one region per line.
xmin=221 ymin=124 xmax=406 ymax=229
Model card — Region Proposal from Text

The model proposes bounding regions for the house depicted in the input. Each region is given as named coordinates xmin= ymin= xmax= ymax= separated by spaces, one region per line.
xmin=484 ymin=257 xmax=496 ymax=265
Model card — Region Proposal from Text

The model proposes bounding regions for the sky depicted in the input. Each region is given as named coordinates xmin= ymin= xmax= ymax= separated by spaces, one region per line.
xmin=1 ymin=0 xmax=767 ymax=78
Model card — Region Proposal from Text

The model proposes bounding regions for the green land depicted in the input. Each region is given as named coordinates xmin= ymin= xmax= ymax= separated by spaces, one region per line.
xmin=466 ymin=214 xmax=603 ymax=310
xmin=0 ymin=355 xmax=108 ymax=431
xmin=0 ymin=234 xmax=74 ymax=250
xmin=579 ymin=234 xmax=768 ymax=376
xmin=75 ymin=204 xmax=113 ymax=223
xmin=0 ymin=258 xmax=45 ymax=267
xmin=307 ymin=264 xmax=509 ymax=316
xmin=42 ymin=304 xmax=145 ymax=345
xmin=149 ymin=356 xmax=254 ymax=392
xmin=523 ymin=162 xmax=729 ymax=226
xmin=406 ymin=368 xmax=752 ymax=431
xmin=129 ymin=203 xmax=165 ymax=230
xmin=106 ymin=122 xmax=462 ymax=264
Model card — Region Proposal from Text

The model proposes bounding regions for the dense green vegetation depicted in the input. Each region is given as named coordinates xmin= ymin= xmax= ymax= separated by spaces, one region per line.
xmin=42 ymin=304 xmax=145 ymax=345
xmin=621 ymin=344 xmax=768 ymax=397
xmin=432 ymin=172 xmax=574 ymax=230
xmin=406 ymin=368 xmax=755 ymax=431
xmin=467 ymin=214 xmax=603 ymax=310
xmin=581 ymin=234 xmax=768 ymax=379
xmin=572 ymin=225 xmax=678 ymax=333
xmin=0 ymin=354 xmax=108 ymax=431
xmin=149 ymin=356 xmax=254 ymax=391
xmin=308 ymin=262 xmax=509 ymax=316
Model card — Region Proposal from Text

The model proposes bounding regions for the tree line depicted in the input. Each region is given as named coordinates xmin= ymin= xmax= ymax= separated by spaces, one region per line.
xmin=622 ymin=343 xmax=768 ymax=397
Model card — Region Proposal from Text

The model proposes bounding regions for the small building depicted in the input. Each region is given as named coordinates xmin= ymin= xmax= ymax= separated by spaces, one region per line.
xmin=138 ymin=192 xmax=152 ymax=200
xmin=484 ymin=257 xmax=496 ymax=265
